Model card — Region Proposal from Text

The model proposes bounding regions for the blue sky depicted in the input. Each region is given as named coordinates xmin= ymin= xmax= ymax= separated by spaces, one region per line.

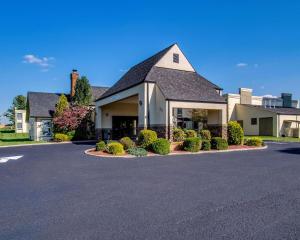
xmin=1 ymin=0 xmax=300 ymax=123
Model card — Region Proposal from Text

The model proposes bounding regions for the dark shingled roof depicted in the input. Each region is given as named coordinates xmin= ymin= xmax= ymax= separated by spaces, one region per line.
xmin=99 ymin=44 xmax=175 ymax=99
xmin=241 ymin=104 xmax=300 ymax=115
xmin=28 ymin=92 xmax=61 ymax=118
xmin=146 ymin=67 xmax=226 ymax=103
xmin=91 ymin=86 xmax=109 ymax=103
xmin=98 ymin=44 xmax=224 ymax=103
xmin=28 ymin=86 xmax=108 ymax=118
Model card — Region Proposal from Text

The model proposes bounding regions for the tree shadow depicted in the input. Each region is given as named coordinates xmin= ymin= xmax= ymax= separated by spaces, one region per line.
xmin=71 ymin=141 xmax=96 ymax=146
xmin=278 ymin=148 xmax=300 ymax=155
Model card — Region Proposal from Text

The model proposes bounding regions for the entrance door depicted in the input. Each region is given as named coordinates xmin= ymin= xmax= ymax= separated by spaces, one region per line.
xmin=259 ymin=117 xmax=273 ymax=136
xmin=112 ymin=116 xmax=138 ymax=140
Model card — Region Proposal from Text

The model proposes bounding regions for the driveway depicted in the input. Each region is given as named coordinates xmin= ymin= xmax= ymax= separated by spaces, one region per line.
xmin=0 ymin=142 xmax=300 ymax=239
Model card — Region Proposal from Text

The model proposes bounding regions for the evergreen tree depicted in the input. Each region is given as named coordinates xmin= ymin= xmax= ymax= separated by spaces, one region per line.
xmin=73 ymin=76 xmax=92 ymax=106
xmin=55 ymin=94 xmax=69 ymax=116
xmin=4 ymin=95 xmax=27 ymax=124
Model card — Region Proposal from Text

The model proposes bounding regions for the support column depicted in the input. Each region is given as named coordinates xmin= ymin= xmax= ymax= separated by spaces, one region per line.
xmin=95 ymin=106 xmax=102 ymax=140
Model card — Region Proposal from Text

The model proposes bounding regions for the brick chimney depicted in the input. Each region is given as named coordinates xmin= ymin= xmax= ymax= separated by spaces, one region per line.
xmin=70 ymin=69 xmax=79 ymax=97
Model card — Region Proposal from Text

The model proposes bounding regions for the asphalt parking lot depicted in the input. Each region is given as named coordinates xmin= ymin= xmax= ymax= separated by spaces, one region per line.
xmin=0 ymin=142 xmax=300 ymax=240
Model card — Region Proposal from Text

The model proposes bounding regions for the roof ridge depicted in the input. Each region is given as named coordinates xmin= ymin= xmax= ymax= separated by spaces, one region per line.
xmin=132 ymin=43 xmax=175 ymax=69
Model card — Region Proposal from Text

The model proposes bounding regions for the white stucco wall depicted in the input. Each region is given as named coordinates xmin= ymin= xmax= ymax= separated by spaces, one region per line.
xmin=236 ymin=105 xmax=278 ymax=136
xmin=155 ymin=44 xmax=195 ymax=72
xmin=15 ymin=109 xmax=29 ymax=133
xmin=29 ymin=117 xmax=53 ymax=141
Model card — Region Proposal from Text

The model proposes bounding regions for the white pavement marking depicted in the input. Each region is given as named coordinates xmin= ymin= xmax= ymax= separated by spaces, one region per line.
xmin=0 ymin=155 xmax=23 ymax=163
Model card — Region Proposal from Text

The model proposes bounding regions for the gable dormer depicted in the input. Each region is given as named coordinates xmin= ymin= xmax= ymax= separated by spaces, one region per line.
xmin=154 ymin=44 xmax=195 ymax=72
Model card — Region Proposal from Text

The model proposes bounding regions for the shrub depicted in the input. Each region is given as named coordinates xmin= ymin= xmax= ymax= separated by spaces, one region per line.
xmin=120 ymin=137 xmax=135 ymax=150
xmin=127 ymin=147 xmax=148 ymax=157
xmin=227 ymin=121 xmax=244 ymax=145
xmin=183 ymin=137 xmax=201 ymax=152
xmin=211 ymin=137 xmax=228 ymax=150
xmin=96 ymin=141 xmax=106 ymax=151
xmin=53 ymin=133 xmax=69 ymax=142
xmin=138 ymin=130 xmax=157 ymax=149
xmin=173 ymin=128 xmax=185 ymax=142
xmin=151 ymin=138 xmax=170 ymax=155
xmin=245 ymin=137 xmax=263 ymax=147
xmin=66 ymin=131 xmax=75 ymax=141
xmin=199 ymin=130 xmax=211 ymax=141
xmin=201 ymin=140 xmax=211 ymax=151
xmin=106 ymin=142 xmax=125 ymax=155
xmin=185 ymin=129 xmax=197 ymax=138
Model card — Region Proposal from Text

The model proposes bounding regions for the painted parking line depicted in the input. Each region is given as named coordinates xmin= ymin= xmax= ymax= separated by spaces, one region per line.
xmin=0 ymin=155 xmax=23 ymax=164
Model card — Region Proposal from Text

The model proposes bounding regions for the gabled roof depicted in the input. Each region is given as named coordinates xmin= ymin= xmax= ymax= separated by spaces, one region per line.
xmin=241 ymin=104 xmax=300 ymax=115
xmin=28 ymin=86 xmax=108 ymax=118
xmin=99 ymin=44 xmax=175 ymax=99
xmin=28 ymin=92 xmax=61 ymax=118
xmin=91 ymin=86 xmax=109 ymax=102
xmin=147 ymin=67 xmax=226 ymax=103
xmin=98 ymin=44 xmax=223 ymax=102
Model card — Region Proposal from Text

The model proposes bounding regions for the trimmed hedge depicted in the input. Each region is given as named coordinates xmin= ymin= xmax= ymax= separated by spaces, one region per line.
xmin=227 ymin=121 xmax=244 ymax=145
xmin=107 ymin=142 xmax=125 ymax=155
xmin=53 ymin=133 xmax=69 ymax=142
xmin=67 ymin=131 xmax=75 ymax=141
xmin=120 ymin=137 xmax=135 ymax=150
xmin=183 ymin=137 xmax=201 ymax=152
xmin=185 ymin=129 xmax=197 ymax=138
xmin=199 ymin=130 xmax=211 ymax=141
xmin=96 ymin=141 xmax=106 ymax=151
xmin=151 ymin=138 xmax=170 ymax=155
xmin=201 ymin=140 xmax=211 ymax=151
xmin=245 ymin=137 xmax=263 ymax=147
xmin=211 ymin=137 xmax=228 ymax=150
xmin=173 ymin=128 xmax=185 ymax=142
xmin=127 ymin=147 xmax=148 ymax=157
xmin=138 ymin=130 xmax=157 ymax=149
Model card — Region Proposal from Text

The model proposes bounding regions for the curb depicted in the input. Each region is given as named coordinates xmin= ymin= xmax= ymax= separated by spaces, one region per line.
xmin=84 ymin=145 xmax=268 ymax=158
xmin=0 ymin=140 xmax=96 ymax=148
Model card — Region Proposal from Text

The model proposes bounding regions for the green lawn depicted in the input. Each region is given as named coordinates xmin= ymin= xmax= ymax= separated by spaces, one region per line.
xmin=0 ymin=132 xmax=46 ymax=146
xmin=245 ymin=136 xmax=300 ymax=143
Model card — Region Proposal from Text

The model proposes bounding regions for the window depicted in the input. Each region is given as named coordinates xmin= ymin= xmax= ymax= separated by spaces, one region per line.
xmin=173 ymin=53 xmax=179 ymax=63
xmin=251 ymin=118 xmax=257 ymax=125
xmin=17 ymin=123 xmax=22 ymax=129
xmin=17 ymin=113 xmax=22 ymax=120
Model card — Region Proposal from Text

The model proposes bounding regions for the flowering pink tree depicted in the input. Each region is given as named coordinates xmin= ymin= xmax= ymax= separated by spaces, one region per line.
xmin=53 ymin=106 xmax=89 ymax=133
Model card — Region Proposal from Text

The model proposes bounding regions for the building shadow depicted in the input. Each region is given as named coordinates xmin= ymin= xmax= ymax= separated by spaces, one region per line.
xmin=278 ymin=148 xmax=300 ymax=155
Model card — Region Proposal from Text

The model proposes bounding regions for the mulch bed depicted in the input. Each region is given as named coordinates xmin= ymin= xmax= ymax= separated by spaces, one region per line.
xmin=86 ymin=144 xmax=263 ymax=158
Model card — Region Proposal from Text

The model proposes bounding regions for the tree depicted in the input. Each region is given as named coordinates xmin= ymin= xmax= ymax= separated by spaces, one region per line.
xmin=4 ymin=95 xmax=27 ymax=124
xmin=73 ymin=76 xmax=92 ymax=106
xmin=55 ymin=94 xmax=69 ymax=117
xmin=53 ymin=105 xmax=89 ymax=133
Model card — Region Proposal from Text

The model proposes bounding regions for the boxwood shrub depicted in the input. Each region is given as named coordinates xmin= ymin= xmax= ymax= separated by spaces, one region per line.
xmin=199 ymin=130 xmax=211 ymax=141
xmin=211 ymin=137 xmax=228 ymax=150
xmin=96 ymin=141 xmax=106 ymax=151
xmin=201 ymin=140 xmax=211 ymax=151
xmin=107 ymin=142 xmax=125 ymax=155
xmin=138 ymin=130 xmax=157 ymax=149
xmin=53 ymin=133 xmax=69 ymax=142
xmin=227 ymin=121 xmax=244 ymax=145
xmin=120 ymin=137 xmax=135 ymax=150
xmin=245 ymin=137 xmax=263 ymax=147
xmin=173 ymin=128 xmax=185 ymax=142
xmin=151 ymin=138 xmax=170 ymax=155
xmin=185 ymin=129 xmax=197 ymax=138
xmin=183 ymin=137 xmax=201 ymax=152
xmin=127 ymin=147 xmax=148 ymax=157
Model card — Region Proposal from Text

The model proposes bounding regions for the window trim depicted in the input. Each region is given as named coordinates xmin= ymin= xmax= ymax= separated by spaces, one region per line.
xmin=173 ymin=53 xmax=179 ymax=63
